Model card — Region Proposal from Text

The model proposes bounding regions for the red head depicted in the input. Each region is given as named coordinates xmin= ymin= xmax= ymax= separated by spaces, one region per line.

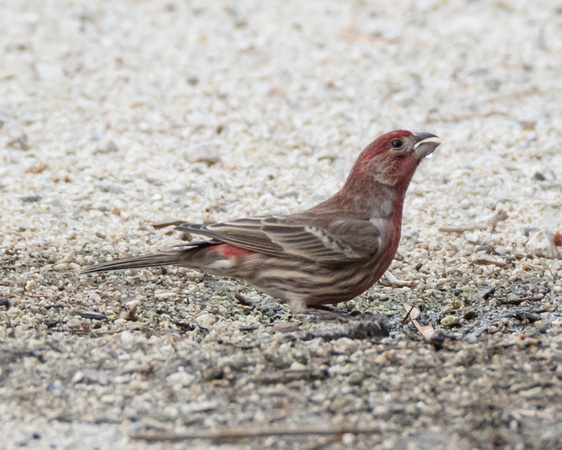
xmin=311 ymin=130 xmax=440 ymax=218
xmin=344 ymin=130 xmax=440 ymax=193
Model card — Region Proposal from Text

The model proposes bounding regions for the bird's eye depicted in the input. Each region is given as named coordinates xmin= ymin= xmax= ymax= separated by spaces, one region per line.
xmin=391 ymin=139 xmax=403 ymax=148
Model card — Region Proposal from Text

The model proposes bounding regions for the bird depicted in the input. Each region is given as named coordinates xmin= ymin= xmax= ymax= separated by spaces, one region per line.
xmin=82 ymin=130 xmax=440 ymax=314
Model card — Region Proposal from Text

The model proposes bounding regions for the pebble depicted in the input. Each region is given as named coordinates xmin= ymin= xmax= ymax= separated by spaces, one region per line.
xmin=441 ymin=316 xmax=460 ymax=327
xmin=167 ymin=371 xmax=196 ymax=388
xmin=120 ymin=331 xmax=141 ymax=349
xmin=341 ymin=433 xmax=356 ymax=446
xmin=332 ymin=337 xmax=359 ymax=355
xmin=347 ymin=371 xmax=365 ymax=385
xmin=526 ymin=230 xmax=558 ymax=259
xmin=184 ymin=142 xmax=223 ymax=166
xmin=71 ymin=371 xmax=84 ymax=384
xmin=327 ymin=364 xmax=353 ymax=376
xmin=82 ymin=370 xmax=109 ymax=385
xmin=196 ymin=312 xmax=217 ymax=328
xmin=289 ymin=361 xmax=306 ymax=371
xmin=374 ymin=353 xmax=387 ymax=365
xmin=89 ymin=292 xmax=102 ymax=303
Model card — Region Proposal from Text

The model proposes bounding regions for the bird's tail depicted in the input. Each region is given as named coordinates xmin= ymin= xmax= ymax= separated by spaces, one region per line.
xmin=81 ymin=251 xmax=185 ymax=274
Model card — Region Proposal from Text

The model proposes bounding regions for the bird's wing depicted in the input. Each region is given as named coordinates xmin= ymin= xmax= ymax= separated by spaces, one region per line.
xmin=175 ymin=215 xmax=383 ymax=265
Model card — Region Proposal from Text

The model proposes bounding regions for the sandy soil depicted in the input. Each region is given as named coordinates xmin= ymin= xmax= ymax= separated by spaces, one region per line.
xmin=1 ymin=0 xmax=561 ymax=448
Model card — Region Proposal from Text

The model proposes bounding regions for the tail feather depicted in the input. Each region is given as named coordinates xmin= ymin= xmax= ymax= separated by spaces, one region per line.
xmin=81 ymin=251 xmax=185 ymax=274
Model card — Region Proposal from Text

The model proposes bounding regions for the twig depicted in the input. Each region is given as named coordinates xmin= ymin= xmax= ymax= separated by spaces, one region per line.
xmin=438 ymin=224 xmax=487 ymax=233
xmin=70 ymin=311 xmax=107 ymax=320
xmin=473 ymin=258 xmax=508 ymax=268
xmin=252 ymin=369 xmax=328 ymax=385
xmin=500 ymin=295 xmax=544 ymax=305
xmin=151 ymin=220 xmax=188 ymax=230
xmin=383 ymin=270 xmax=414 ymax=288
xmin=403 ymin=304 xmax=435 ymax=340
xmin=401 ymin=304 xmax=417 ymax=326
xmin=439 ymin=210 xmax=508 ymax=233
xmin=130 ymin=426 xmax=381 ymax=443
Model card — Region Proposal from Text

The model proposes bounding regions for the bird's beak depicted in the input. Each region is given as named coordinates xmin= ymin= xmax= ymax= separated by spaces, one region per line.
xmin=413 ymin=132 xmax=441 ymax=159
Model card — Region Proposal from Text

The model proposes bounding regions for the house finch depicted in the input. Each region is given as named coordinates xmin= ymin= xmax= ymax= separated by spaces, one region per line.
xmin=83 ymin=130 xmax=440 ymax=313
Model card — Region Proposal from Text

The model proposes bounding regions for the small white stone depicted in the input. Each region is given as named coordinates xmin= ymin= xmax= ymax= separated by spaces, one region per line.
xmin=341 ymin=433 xmax=356 ymax=446
xmin=196 ymin=313 xmax=217 ymax=328
xmin=526 ymin=230 xmax=558 ymax=259
xmin=441 ymin=316 xmax=460 ymax=327
xmin=71 ymin=371 xmax=84 ymax=383
xmin=289 ymin=361 xmax=306 ymax=371
xmin=89 ymin=292 xmax=102 ymax=303
xmin=120 ymin=330 xmax=136 ymax=348
xmin=183 ymin=142 xmax=223 ymax=166
xmin=167 ymin=371 xmax=196 ymax=388
xmin=332 ymin=337 xmax=358 ymax=355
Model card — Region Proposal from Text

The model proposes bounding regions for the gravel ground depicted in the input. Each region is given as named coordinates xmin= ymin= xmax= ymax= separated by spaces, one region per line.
xmin=1 ymin=0 xmax=562 ymax=448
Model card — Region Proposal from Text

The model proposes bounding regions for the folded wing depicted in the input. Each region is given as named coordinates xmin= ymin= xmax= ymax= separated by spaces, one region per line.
xmin=175 ymin=214 xmax=384 ymax=266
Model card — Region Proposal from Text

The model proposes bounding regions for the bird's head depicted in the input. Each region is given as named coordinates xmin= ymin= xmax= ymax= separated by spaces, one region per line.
xmin=346 ymin=130 xmax=441 ymax=191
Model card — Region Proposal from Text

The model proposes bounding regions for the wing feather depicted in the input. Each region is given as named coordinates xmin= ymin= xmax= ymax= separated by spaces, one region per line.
xmin=175 ymin=214 xmax=383 ymax=265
